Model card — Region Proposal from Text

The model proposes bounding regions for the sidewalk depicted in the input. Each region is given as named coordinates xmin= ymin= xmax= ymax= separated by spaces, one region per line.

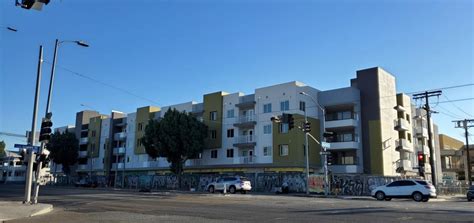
xmin=0 ymin=202 xmax=53 ymax=222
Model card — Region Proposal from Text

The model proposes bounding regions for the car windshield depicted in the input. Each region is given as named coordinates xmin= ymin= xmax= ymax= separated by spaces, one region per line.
xmin=416 ymin=180 xmax=428 ymax=185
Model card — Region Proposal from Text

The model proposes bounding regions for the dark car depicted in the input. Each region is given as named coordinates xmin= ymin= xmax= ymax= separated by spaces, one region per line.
xmin=467 ymin=185 xmax=474 ymax=202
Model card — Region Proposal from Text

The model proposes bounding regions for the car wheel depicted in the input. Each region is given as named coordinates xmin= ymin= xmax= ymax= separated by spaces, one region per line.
xmin=241 ymin=190 xmax=247 ymax=194
xmin=384 ymin=198 xmax=392 ymax=201
xmin=422 ymin=198 xmax=429 ymax=202
xmin=375 ymin=191 xmax=385 ymax=201
xmin=208 ymin=186 xmax=215 ymax=193
xmin=412 ymin=192 xmax=423 ymax=202
xmin=229 ymin=186 xmax=236 ymax=194
xmin=468 ymin=198 xmax=472 ymax=202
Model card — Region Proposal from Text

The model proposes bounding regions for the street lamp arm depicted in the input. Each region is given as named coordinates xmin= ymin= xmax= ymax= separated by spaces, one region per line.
xmin=299 ymin=91 xmax=325 ymax=113
xmin=307 ymin=132 xmax=321 ymax=145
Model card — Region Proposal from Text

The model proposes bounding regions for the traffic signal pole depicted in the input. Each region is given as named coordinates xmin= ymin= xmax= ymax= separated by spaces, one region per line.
xmin=24 ymin=45 xmax=43 ymax=204
xmin=32 ymin=39 xmax=59 ymax=204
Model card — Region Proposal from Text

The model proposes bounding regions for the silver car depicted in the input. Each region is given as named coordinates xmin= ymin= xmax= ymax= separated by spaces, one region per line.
xmin=207 ymin=176 xmax=252 ymax=194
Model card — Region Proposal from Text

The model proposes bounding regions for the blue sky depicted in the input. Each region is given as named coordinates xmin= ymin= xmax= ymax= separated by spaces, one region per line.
xmin=1 ymin=0 xmax=473 ymax=149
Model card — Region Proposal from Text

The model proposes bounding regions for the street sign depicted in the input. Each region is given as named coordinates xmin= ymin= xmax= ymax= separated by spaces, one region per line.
xmin=320 ymin=151 xmax=331 ymax=155
xmin=321 ymin=142 xmax=331 ymax=149
xmin=14 ymin=144 xmax=40 ymax=152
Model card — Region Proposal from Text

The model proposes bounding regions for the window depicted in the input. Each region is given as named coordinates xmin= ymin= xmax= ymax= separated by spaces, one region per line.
xmin=399 ymin=180 xmax=416 ymax=186
xmin=211 ymin=150 xmax=218 ymax=158
xmin=263 ymin=103 xmax=272 ymax=113
xmin=91 ymin=130 xmax=96 ymax=137
xmin=210 ymin=111 xmax=217 ymax=121
xmin=279 ymin=145 xmax=289 ymax=156
xmin=227 ymin=129 xmax=234 ymax=138
xmin=333 ymin=131 xmax=356 ymax=142
xmin=299 ymin=101 xmax=306 ymax=112
xmin=138 ymin=123 xmax=143 ymax=131
xmin=280 ymin=100 xmax=289 ymax=111
xmin=263 ymin=124 xmax=272 ymax=134
xmin=263 ymin=146 xmax=272 ymax=156
xmin=227 ymin=109 xmax=234 ymax=118
xmin=226 ymin=149 xmax=234 ymax=158
xmin=279 ymin=123 xmax=289 ymax=133
xmin=387 ymin=181 xmax=402 ymax=187
xmin=325 ymin=110 xmax=353 ymax=121
xmin=210 ymin=130 xmax=217 ymax=139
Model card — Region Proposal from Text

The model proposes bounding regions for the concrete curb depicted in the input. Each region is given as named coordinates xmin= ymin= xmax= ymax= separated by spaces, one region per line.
xmin=30 ymin=204 xmax=54 ymax=217
xmin=0 ymin=203 xmax=53 ymax=222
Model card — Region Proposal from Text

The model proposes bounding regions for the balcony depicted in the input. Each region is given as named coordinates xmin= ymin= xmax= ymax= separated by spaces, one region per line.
xmin=233 ymin=135 xmax=257 ymax=148
xmin=394 ymin=119 xmax=410 ymax=131
xmin=395 ymin=139 xmax=413 ymax=152
xmin=325 ymin=118 xmax=358 ymax=129
xmin=328 ymin=141 xmax=360 ymax=150
xmin=239 ymin=156 xmax=256 ymax=164
xmin=111 ymin=163 xmax=125 ymax=170
xmin=235 ymin=95 xmax=256 ymax=109
xmin=77 ymin=164 xmax=88 ymax=171
xmin=414 ymin=127 xmax=429 ymax=138
xmin=396 ymin=159 xmax=413 ymax=173
xmin=78 ymin=151 xmax=88 ymax=158
xmin=113 ymin=147 xmax=126 ymax=155
xmin=114 ymin=132 xmax=127 ymax=141
xmin=79 ymin=137 xmax=88 ymax=145
xmin=233 ymin=115 xmax=256 ymax=128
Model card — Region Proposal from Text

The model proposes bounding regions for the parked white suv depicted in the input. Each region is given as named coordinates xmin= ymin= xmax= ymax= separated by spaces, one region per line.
xmin=207 ymin=176 xmax=252 ymax=194
xmin=371 ymin=179 xmax=436 ymax=202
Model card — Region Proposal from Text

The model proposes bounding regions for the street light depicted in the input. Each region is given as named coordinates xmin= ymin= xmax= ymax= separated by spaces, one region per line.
xmin=32 ymin=38 xmax=89 ymax=204
xmin=300 ymin=91 xmax=329 ymax=196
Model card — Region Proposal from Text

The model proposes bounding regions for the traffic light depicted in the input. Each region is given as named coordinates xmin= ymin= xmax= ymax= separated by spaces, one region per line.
xmin=288 ymin=114 xmax=294 ymax=130
xmin=304 ymin=121 xmax=311 ymax=132
xmin=417 ymin=151 xmax=425 ymax=177
xmin=16 ymin=0 xmax=50 ymax=10
xmin=39 ymin=117 xmax=53 ymax=143
xmin=327 ymin=153 xmax=333 ymax=166
xmin=281 ymin=113 xmax=295 ymax=130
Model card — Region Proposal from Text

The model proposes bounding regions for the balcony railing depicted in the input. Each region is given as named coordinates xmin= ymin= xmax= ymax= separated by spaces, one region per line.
xmin=114 ymin=132 xmax=127 ymax=141
xmin=239 ymin=156 xmax=256 ymax=164
xmin=234 ymin=115 xmax=257 ymax=128
xmin=395 ymin=139 xmax=413 ymax=152
xmin=414 ymin=127 xmax=429 ymax=138
xmin=233 ymin=135 xmax=257 ymax=148
xmin=113 ymin=147 xmax=126 ymax=155
xmin=79 ymin=137 xmax=88 ymax=145
xmin=78 ymin=151 xmax=88 ymax=158
xmin=394 ymin=118 xmax=410 ymax=131
xmin=111 ymin=163 xmax=125 ymax=170
xmin=235 ymin=95 xmax=256 ymax=108
xmin=396 ymin=159 xmax=413 ymax=172
xmin=77 ymin=164 xmax=88 ymax=171
xmin=325 ymin=116 xmax=358 ymax=129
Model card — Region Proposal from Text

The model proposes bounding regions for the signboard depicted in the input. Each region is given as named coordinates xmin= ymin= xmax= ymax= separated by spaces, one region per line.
xmin=308 ymin=174 xmax=326 ymax=193
xmin=14 ymin=144 xmax=40 ymax=153
xmin=321 ymin=142 xmax=331 ymax=149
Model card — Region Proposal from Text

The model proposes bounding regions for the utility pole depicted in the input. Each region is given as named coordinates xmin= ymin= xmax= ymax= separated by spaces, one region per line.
xmin=24 ymin=45 xmax=43 ymax=204
xmin=453 ymin=119 xmax=473 ymax=185
xmin=413 ymin=90 xmax=441 ymax=186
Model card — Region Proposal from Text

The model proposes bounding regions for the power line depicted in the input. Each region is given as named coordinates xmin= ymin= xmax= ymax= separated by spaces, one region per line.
xmin=43 ymin=61 xmax=161 ymax=106
xmin=406 ymin=83 xmax=474 ymax=95
xmin=435 ymin=98 xmax=474 ymax=104
xmin=442 ymin=94 xmax=473 ymax=118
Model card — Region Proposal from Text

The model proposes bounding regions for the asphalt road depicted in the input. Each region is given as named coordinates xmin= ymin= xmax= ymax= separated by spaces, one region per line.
xmin=0 ymin=184 xmax=472 ymax=223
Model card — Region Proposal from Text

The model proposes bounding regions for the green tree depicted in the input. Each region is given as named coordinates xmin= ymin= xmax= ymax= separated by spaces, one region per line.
xmin=0 ymin=141 xmax=5 ymax=157
xmin=143 ymin=108 xmax=208 ymax=187
xmin=47 ymin=131 xmax=79 ymax=174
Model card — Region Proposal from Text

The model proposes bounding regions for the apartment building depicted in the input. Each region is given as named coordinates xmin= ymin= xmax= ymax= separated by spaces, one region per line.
xmin=56 ymin=67 xmax=448 ymax=182
xmin=439 ymin=134 xmax=465 ymax=181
